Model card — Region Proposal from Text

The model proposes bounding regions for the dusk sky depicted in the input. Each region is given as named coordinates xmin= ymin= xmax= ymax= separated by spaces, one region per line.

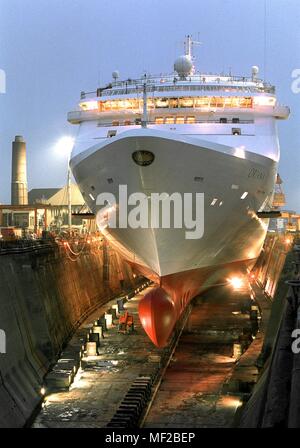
xmin=0 ymin=0 xmax=299 ymax=210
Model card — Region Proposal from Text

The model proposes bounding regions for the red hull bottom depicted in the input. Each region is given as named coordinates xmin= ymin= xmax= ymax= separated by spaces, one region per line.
xmin=136 ymin=259 xmax=255 ymax=347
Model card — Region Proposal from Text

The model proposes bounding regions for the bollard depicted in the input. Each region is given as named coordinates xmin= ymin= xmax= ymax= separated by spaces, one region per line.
xmin=117 ymin=298 xmax=126 ymax=313
xmin=93 ymin=325 xmax=104 ymax=340
xmin=88 ymin=332 xmax=100 ymax=350
xmin=54 ymin=359 xmax=77 ymax=378
xmin=233 ymin=343 xmax=243 ymax=359
xmin=112 ymin=304 xmax=119 ymax=317
xmin=105 ymin=313 xmax=113 ymax=328
xmin=98 ymin=316 xmax=107 ymax=331
xmin=86 ymin=342 xmax=97 ymax=357
xmin=110 ymin=308 xmax=117 ymax=320
xmin=250 ymin=309 xmax=258 ymax=321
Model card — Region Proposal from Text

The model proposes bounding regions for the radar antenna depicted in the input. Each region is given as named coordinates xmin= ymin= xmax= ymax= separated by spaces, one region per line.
xmin=184 ymin=34 xmax=201 ymax=59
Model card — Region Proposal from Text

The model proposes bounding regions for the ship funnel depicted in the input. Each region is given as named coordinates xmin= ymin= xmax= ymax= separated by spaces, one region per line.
xmin=11 ymin=135 xmax=28 ymax=205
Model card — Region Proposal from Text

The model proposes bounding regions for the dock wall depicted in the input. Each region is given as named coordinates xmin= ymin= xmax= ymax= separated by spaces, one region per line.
xmin=0 ymin=238 xmax=138 ymax=428
xmin=239 ymin=235 xmax=298 ymax=427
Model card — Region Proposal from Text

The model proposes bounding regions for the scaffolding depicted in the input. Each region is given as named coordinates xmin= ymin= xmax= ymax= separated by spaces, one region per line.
xmin=272 ymin=174 xmax=286 ymax=209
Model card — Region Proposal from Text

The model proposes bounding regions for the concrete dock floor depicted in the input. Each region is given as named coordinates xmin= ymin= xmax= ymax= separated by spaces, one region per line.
xmin=144 ymin=284 xmax=256 ymax=428
xmin=33 ymin=286 xmax=166 ymax=428
xmin=33 ymin=282 xmax=266 ymax=428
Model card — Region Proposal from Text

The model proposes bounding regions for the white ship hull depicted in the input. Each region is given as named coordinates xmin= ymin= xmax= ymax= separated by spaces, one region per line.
xmin=71 ymin=129 xmax=276 ymax=273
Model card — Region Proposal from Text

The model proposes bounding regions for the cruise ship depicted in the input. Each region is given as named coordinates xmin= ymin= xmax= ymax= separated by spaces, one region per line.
xmin=69 ymin=37 xmax=289 ymax=347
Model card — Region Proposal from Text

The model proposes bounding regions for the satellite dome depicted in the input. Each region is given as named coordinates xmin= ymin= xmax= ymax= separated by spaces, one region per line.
xmin=174 ymin=55 xmax=193 ymax=78
xmin=251 ymin=66 xmax=259 ymax=78
xmin=112 ymin=70 xmax=120 ymax=80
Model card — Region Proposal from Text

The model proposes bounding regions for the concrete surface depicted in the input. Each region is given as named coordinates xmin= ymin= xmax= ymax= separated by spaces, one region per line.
xmin=0 ymin=239 xmax=137 ymax=428
xmin=33 ymin=287 xmax=165 ymax=428
xmin=143 ymin=285 xmax=256 ymax=427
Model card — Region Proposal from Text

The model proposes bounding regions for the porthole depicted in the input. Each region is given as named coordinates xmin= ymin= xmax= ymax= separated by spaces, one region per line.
xmin=132 ymin=150 xmax=155 ymax=167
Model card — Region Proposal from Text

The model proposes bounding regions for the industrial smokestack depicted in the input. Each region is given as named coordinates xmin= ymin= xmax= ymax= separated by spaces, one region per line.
xmin=11 ymin=135 xmax=28 ymax=205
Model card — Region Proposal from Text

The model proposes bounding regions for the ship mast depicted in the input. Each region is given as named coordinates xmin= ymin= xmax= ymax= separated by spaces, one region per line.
xmin=184 ymin=34 xmax=201 ymax=74
xmin=185 ymin=35 xmax=193 ymax=57
xmin=142 ymin=74 xmax=147 ymax=128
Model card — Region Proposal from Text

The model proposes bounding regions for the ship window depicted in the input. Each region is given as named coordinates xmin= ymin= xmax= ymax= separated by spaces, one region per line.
xmin=194 ymin=176 xmax=204 ymax=182
xmin=220 ymin=118 xmax=227 ymax=123
xmin=231 ymin=97 xmax=241 ymax=108
xmin=232 ymin=118 xmax=240 ymax=123
xmin=241 ymin=192 xmax=248 ymax=200
xmin=210 ymin=198 xmax=218 ymax=206
xmin=224 ymin=97 xmax=234 ymax=108
xmin=147 ymin=98 xmax=155 ymax=109
xmin=165 ymin=116 xmax=175 ymax=124
xmin=124 ymin=120 xmax=132 ymax=126
xmin=155 ymin=117 xmax=164 ymax=124
xmin=107 ymin=130 xmax=117 ymax=138
xmin=231 ymin=184 xmax=239 ymax=190
xmin=79 ymin=101 xmax=98 ymax=111
xmin=179 ymin=97 xmax=194 ymax=108
xmin=232 ymin=128 xmax=241 ymax=136
xmin=176 ymin=116 xmax=185 ymax=124
xmin=210 ymin=97 xmax=224 ymax=108
xmin=155 ymin=98 xmax=169 ymax=108
xmin=169 ymin=98 xmax=178 ymax=108
xmin=195 ymin=97 xmax=210 ymax=108
xmin=186 ymin=116 xmax=196 ymax=124
xmin=219 ymin=201 xmax=223 ymax=206
xmin=99 ymin=98 xmax=141 ymax=112
xmin=112 ymin=120 xmax=120 ymax=126
xmin=240 ymin=97 xmax=253 ymax=108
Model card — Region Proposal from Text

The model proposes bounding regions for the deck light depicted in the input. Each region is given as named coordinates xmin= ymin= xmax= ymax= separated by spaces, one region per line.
xmin=228 ymin=276 xmax=244 ymax=290
xmin=54 ymin=136 xmax=74 ymax=157
xmin=79 ymin=101 xmax=98 ymax=111
xmin=40 ymin=387 xmax=46 ymax=396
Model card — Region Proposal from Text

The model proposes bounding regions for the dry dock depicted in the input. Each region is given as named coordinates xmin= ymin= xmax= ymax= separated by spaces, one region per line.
xmin=33 ymin=280 xmax=268 ymax=428
xmin=143 ymin=284 xmax=255 ymax=428
xmin=0 ymin=233 xmax=296 ymax=428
